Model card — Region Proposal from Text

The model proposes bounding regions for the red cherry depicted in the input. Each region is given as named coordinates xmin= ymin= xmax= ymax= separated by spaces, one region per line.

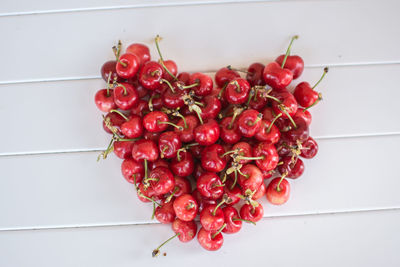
xmin=158 ymin=131 xmax=181 ymax=159
xmin=148 ymin=167 xmax=175 ymax=195
xmin=200 ymin=96 xmax=221 ymax=120
xmin=143 ymin=131 xmax=160 ymax=142
xmin=263 ymin=62 xmax=293 ymax=90
xmin=197 ymin=172 xmax=224 ymax=200
xmin=224 ymin=78 xmax=251 ymax=104
xmin=137 ymin=183 xmax=156 ymax=203
xmin=220 ymin=116 xmax=241 ymax=144
xmin=262 ymin=107 xmax=276 ymax=121
xmin=155 ymin=199 xmax=176 ymax=224
xmin=130 ymin=99 xmax=149 ymax=117
xmin=278 ymin=156 xmax=305 ymax=179
xmin=101 ymin=60 xmax=122 ymax=83
xmin=197 ymin=227 xmax=224 ymax=251
xmin=194 ymin=119 xmax=220 ymax=146
xmin=237 ymin=109 xmax=263 ymax=137
xmin=266 ymin=177 xmax=290 ymax=205
xmin=121 ymin=114 xmax=143 ymax=139
xmin=131 ymin=139 xmax=159 ymax=162
xmin=232 ymin=141 xmax=252 ymax=164
xmin=238 ymin=164 xmax=263 ymax=192
xmin=162 ymin=60 xmax=178 ymax=81
xmin=189 ymin=73 xmax=213 ymax=96
xmin=172 ymin=218 xmax=197 ymax=242
xmin=200 ymin=204 xmax=225 ymax=232
xmin=150 ymin=159 xmax=169 ymax=170
xmin=294 ymin=108 xmax=312 ymax=126
xmin=102 ymin=111 xmax=125 ymax=135
xmin=113 ymin=83 xmax=138 ymax=110
xmin=223 ymin=180 xmax=241 ymax=206
xmin=116 ymin=53 xmax=140 ymax=79
xmin=270 ymin=90 xmax=298 ymax=119
xmin=293 ymin=82 xmax=320 ymax=108
xmin=246 ymin=62 xmax=265 ymax=87
xmin=170 ymin=150 xmax=194 ymax=177
xmin=174 ymin=115 xmax=199 ymax=143
xmin=282 ymin=116 xmax=309 ymax=143
xmin=173 ymin=194 xmax=198 ymax=221
xmin=113 ymin=141 xmax=134 ymax=159
xmin=254 ymin=119 xmax=281 ymax=144
xmin=177 ymin=72 xmax=191 ymax=85
xmin=194 ymin=164 xmax=206 ymax=180
xmin=300 ymin=137 xmax=319 ymax=159
xmin=139 ymin=61 xmax=164 ymax=90
xmin=126 ymin=43 xmax=151 ymax=66
xmin=121 ymin=158 xmax=144 ymax=184
xmin=192 ymin=188 xmax=217 ymax=213
xmin=222 ymin=206 xmax=242 ymax=234
xmin=215 ymin=67 xmax=240 ymax=88
xmin=142 ymin=111 xmax=170 ymax=132
xmin=94 ymin=89 xmax=116 ymax=112
xmin=189 ymin=144 xmax=203 ymax=159
xmin=275 ymin=55 xmax=304 ymax=79
xmin=240 ymin=203 xmax=263 ymax=222
xmin=161 ymin=83 xmax=185 ymax=109
xmin=253 ymin=142 xmax=279 ymax=172
xmin=252 ymin=183 xmax=266 ymax=200
xmin=172 ymin=176 xmax=191 ymax=198
xmin=249 ymin=89 xmax=268 ymax=111
xmin=201 ymin=144 xmax=227 ymax=173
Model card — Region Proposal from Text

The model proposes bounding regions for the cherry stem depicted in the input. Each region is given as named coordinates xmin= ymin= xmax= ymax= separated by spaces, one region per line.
xmin=266 ymin=113 xmax=282 ymax=133
xmin=179 ymin=82 xmax=199 ymax=90
xmin=222 ymin=149 xmax=239 ymax=157
xmin=117 ymin=138 xmax=140 ymax=142
xmin=176 ymin=149 xmax=184 ymax=162
xmin=276 ymin=173 xmax=287 ymax=192
xmin=116 ymin=57 xmax=127 ymax=68
xmin=144 ymin=159 xmax=148 ymax=181
xmin=248 ymin=113 xmax=263 ymax=126
xmin=226 ymin=65 xmax=250 ymax=75
xmin=160 ymin=78 xmax=175 ymax=93
xmin=97 ymin=137 xmax=114 ymax=161
xmin=117 ymin=83 xmax=128 ymax=96
xmin=312 ymin=67 xmax=329 ymax=90
xmin=194 ymin=101 xmax=204 ymax=107
xmin=304 ymin=96 xmax=322 ymax=111
xmin=212 ymin=223 xmax=227 ymax=239
xmin=112 ymin=40 xmax=122 ymax=60
xmin=106 ymin=71 xmax=112 ymax=96
xmin=110 ymin=109 xmax=129 ymax=121
xmin=213 ymin=200 xmax=225 ymax=216
xmin=281 ymin=107 xmax=297 ymax=129
xmin=157 ymin=121 xmax=184 ymax=130
xmin=228 ymin=108 xmax=244 ymax=129
xmin=148 ymin=94 xmax=156 ymax=112
xmin=246 ymin=88 xmax=255 ymax=106
xmin=165 ymin=186 xmax=179 ymax=203
xmin=186 ymin=202 xmax=195 ymax=210
xmin=237 ymin=169 xmax=249 ymax=178
xmin=152 ymin=233 xmax=180 ymax=257
xmin=217 ymin=83 xmax=228 ymax=99
xmin=138 ymin=190 xmax=161 ymax=207
xmin=233 ymin=218 xmax=256 ymax=225
xmin=281 ymin=35 xmax=299 ymax=68
xmin=151 ymin=202 xmax=156 ymax=220
xmin=160 ymin=146 xmax=168 ymax=158
xmin=173 ymin=112 xmax=187 ymax=128
xmin=237 ymin=156 xmax=264 ymax=161
xmin=231 ymin=170 xmax=238 ymax=190
xmin=265 ymin=95 xmax=282 ymax=104
xmin=155 ymin=35 xmax=178 ymax=81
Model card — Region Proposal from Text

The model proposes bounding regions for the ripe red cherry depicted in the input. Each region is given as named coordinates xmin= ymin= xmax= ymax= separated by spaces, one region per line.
xmin=263 ymin=62 xmax=293 ymax=90
xmin=232 ymin=141 xmax=252 ymax=164
xmin=102 ymin=111 xmax=125 ymax=135
xmin=197 ymin=172 xmax=224 ymax=200
xmin=148 ymin=167 xmax=175 ymax=195
xmin=155 ymin=200 xmax=176 ymax=224
xmin=113 ymin=141 xmax=134 ymax=159
xmin=137 ymin=183 xmax=156 ymax=203
xmin=215 ymin=67 xmax=240 ymax=88
xmin=240 ymin=203 xmax=263 ymax=222
xmin=121 ymin=158 xmax=144 ymax=184
xmin=220 ymin=116 xmax=241 ymax=144
xmin=126 ymin=43 xmax=151 ymax=66
xmin=173 ymin=194 xmax=198 ymax=221
xmin=237 ymin=109 xmax=263 ymax=137
xmin=170 ymin=150 xmax=194 ymax=177
xmin=177 ymin=72 xmax=191 ymax=85
xmin=142 ymin=111 xmax=170 ymax=132
xmin=266 ymin=177 xmax=290 ymax=205
xmin=293 ymin=82 xmax=320 ymax=108
xmin=161 ymin=83 xmax=185 ymax=109
xmin=222 ymin=206 xmax=242 ymax=234
xmin=189 ymin=73 xmax=213 ymax=96
xmin=200 ymin=96 xmax=221 ymax=120
xmin=294 ymin=108 xmax=312 ymax=126
xmin=131 ymin=139 xmax=159 ymax=162
xmin=162 ymin=60 xmax=178 ymax=81
xmin=150 ymin=159 xmax=169 ymax=170
xmin=189 ymin=144 xmax=203 ymax=159
xmin=158 ymin=131 xmax=181 ymax=159
xmin=270 ymin=90 xmax=298 ymax=119
xmin=300 ymin=137 xmax=319 ymax=159
xmin=116 ymin=53 xmax=140 ymax=79
xmin=278 ymin=156 xmax=305 ymax=179
xmin=275 ymin=55 xmax=304 ymax=80
xmin=224 ymin=78 xmax=251 ymax=104
xmin=200 ymin=204 xmax=225 ymax=232
xmin=253 ymin=142 xmax=279 ymax=172
xmin=121 ymin=114 xmax=143 ymax=139
xmin=246 ymin=62 xmax=265 ymax=87
xmin=113 ymin=83 xmax=138 ymax=110
xmin=238 ymin=164 xmax=263 ymax=192
xmin=252 ymin=183 xmax=266 ymax=200
xmin=249 ymin=89 xmax=268 ymax=111
xmin=254 ymin=119 xmax=281 ymax=144
xmin=94 ymin=89 xmax=116 ymax=112
xmin=143 ymin=131 xmax=160 ymax=142
xmin=282 ymin=116 xmax=309 ymax=143
xmin=172 ymin=218 xmax=197 ymax=242
xmin=139 ymin=61 xmax=164 ymax=90
xmin=201 ymin=144 xmax=227 ymax=173
xmin=194 ymin=119 xmax=220 ymax=146
xmin=223 ymin=180 xmax=241 ymax=206
xmin=175 ymin=115 xmax=199 ymax=143
xmin=173 ymin=176 xmax=191 ymax=198
xmin=197 ymin=227 xmax=224 ymax=251
xmin=262 ymin=107 xmax=276 ymax=121
xmin=101 ymin=60 xmax=121 ymax=83
xmin=131 ymin=100 xmax=149 ymax=117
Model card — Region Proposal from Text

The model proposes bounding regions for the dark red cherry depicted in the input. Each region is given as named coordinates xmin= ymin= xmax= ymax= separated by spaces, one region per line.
xmin=300 ymin=137 xmax=319 ymax=159
xmin=215 ymin=67 xmax=240 ymax=88
xmin=249 ymin=89 xmax=268 ymax=111
xmin=126 ymin=43 xmax=151 ymax=67
xmin=278 ymin=156 xmax=304 ymax=179
xmin=220 ymin=117 xmax=241 ymax=145
xmin=113 ymin=83 xmax=138 ymax=110
xmin=131 ymin=139 xmax=159 ymax=162
xmin=113 ymin=141 xmax=134 ymax=159
xmin=161 ymin=83 xmax=185 ymax=109
xmin=237 ymin=109 xmax=263 ymax=137
xmin=294 ymin=108 xmax=312 ymax=126
xmin=139 ymin=61 xmax=164 ymax=90
xmin=253 ymin=142 xmax=279 ymax=172
xmin=143 ymin=131 xmax=160 ymax=142
xmin=194 ymin=119 xmax=220 ymax=146
xmin=282 ymin=116 xmax=309 ymax=143
xmin=246 ymin=62 xmax=265 ymax=87
xmin=197 ymin=172 xmax=224 ymax=200
xmin=116 ymin=53 xmax=140 ymax=79
xmin=201 ymin=144 xmax=227 ymax=173
xmin=224 ymin=78 xmax=251 ymax=104
xmin=189 ymin=73 xmax=213 ymax=96
xmin=130 ymin=99 xmax=149 ymax=117
xmin=275 ymin=54 xmax=304 ymax=80
xmin=121 ymin=158 xmax=144 ymax=184
xmin=150 ymin=159 xmax=169 ymax=170
xmin=158 ymin=131 xmax=181 ymax=159
xmin=174 ymin=115 xmax=199 ymax=143
xmin=262 ymin=107 xmax=276 ymax=121
xmin=94 ymin=89 xmax=116 ymax=112
xmin=177 ymin=72 xmax=191 ymax=85
xmin=170 ymin=150 xmax=194 ymax=177
xmin=101 ymin=60 xmax=122 ymax=83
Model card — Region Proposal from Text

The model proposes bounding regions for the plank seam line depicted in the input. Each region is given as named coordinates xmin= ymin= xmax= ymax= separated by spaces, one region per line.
xmin=1 ymin=207 xmax=399 ymax=232
xmin=0 ymin=62 xmax=400 ymax=86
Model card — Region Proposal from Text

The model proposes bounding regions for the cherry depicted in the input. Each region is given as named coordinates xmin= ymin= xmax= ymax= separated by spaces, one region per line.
xmin=220 ymin=116 xmax=241 ymax=144
xmin=148 ymin=92 xmax=163 ymax=111
xmin=113 ymin=141 xmax=134 ymax=159
xmin=131 ymin=139 xmax=159 ymax=162
xmin=94 ymin=88 xmax=116 ymax=112
xmin=177 ymin=72 xmax=191 ymax=85
xmin=200 ymin=204 xmax=225 ymax=232
xmin=270 ymin=90 xmax=298 ymax=121
xmin=232 ymin=141 xmax=253 ymax=164
xmin=224 ymin=78 xmax=251 ymax=104
xmin=172 ymin=218 xmax=197 ymax=242
xmin=161 ymin=82 xmax=185 ymax=109
xmin=155 ymin=199 xmax=176 ymax=224
xmin=120 ymin=114 xmax=143 ymax=139
xmin=201 ymin=144 xmax=227 ymax=173
xmin=162 ymin=60 xmax=178 ymax=81
xmin=189 ymin=144 xmax=203 ymax=159
xmin=278 ymin=156 xmax=304 ymax=179
xmin=294 ymin=67 xmax=328 ymax=109
xmin=130 ymin=99 xmax=149 ymax=117
xmin=158 ymin=131 xmax=182 ymax=159
xmin=173 ymin=194 xmax=198 ymax=221
xmin=121 ymin=158 xmax=144 ymax=184
xmin=101 ymin=60 xmax=121 ymax=83
xmin=200 ymin=96 xmax=221 ymax=120
xmin=148 ymin=167 xmax=175 ymax=195
xmin=131 ymin=79 xmax=148 ymax=98
xmin=197 ymin=226 xmax=224 ymax=251
xmin=194 ymin=164 xmax=206 ymax=180
xmin=143 ymin=111 xmax=180 ymax=133
xmin=170 ymin=150 xmax=194 ymax=177
xmin=252 ymin=183 xmax=266 ymax=200
xmin=172 ymin=176 xmax=191 ymax=198
xmin=246 ymin=62 xmax=265 ymax=87
xmin=189 ymin=73 xmax=213 ymax=96
xmin=249 ymin=89 xmax=268 ymax=111
xmin=240 ymin=203 xmax=263 ymax=222
xmin=266 ymin=177 xmax=290 ymax=205
xmin=116 ymin=53 xmax=140 ymax=79
xmin=253 ymin=142 xmax=279 ymax=172
xmin=102 ymin=111 xmax=125 ymax=135
xmin=113 ymin=83 xmax=139 ymax=110
xmin=194 ymin=119 xmax=220 ymax=146
xmin=139 ymin=61 xmax=164 ymax=90
xmin=237 ymin=109 xmax=263 ymax=137
xmin=275 ymin=37 xmax=304 ymax=80
xmin=238 ymin=164 xmax=263 ymax=192
xmin=126 ymin=43 xmax=151 ymax=66
xmin=197 ymin=172 xmax=224 ymax=200
xmin=223 ymin=180 xmax=241 ymax=206
xmin=150 ymin=159 xmax=169 ymax=170
xmin=137 ymin=183 xmax=156 ymax=203
xmin=254 ymin=119 xmax=281 ymax=144
xmin=300 ymin=137 xmax=319 ymax=159
xmin=222 ymin=206 xmax=254 ymax=234
xmin=215 ymin=67 xmax=240 ymax=88
xmin=143 ymin=131 xmax=160 ymax=142
xmin=262 ymin=107 xmax=276 ymax=121
xmin=281 ymin=116 xmax=309 ymax=143
xmin=174 ymin=115 xmax=199 ymax=143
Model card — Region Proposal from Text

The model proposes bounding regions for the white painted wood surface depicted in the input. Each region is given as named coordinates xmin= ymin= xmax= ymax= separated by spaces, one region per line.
xmin=1 ymin=0 xmax=400 ymax=265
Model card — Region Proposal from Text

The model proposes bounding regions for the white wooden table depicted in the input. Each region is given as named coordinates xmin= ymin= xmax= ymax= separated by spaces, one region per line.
xmin=1 ymin=0 xmax=400 ymax=266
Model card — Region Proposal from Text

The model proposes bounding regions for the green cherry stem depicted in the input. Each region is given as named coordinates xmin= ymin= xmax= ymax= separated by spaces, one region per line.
xmin=279 ymin=105 xmax=297 ymax=128
xmin=266 ymin=113 xmax=282 ymax=133
xmin=281 ymin=35 xmax=299 ymax=68
xmin=154 ymin=35 xmax=178 ymax=81
xmin=106 ymin=71 xmax=112 ymax=96
xmin=226 ymin=65 xmax=251 ymax=75
xmin=233 ymin=218 xmax=256 ymax=225
xmin=179 ymin=82 xmax=199 ymax=90
xmin=151 ymin=202 xmax=156 ymax=220
xmin=172 ymin=111 xmax=187 ymax=128
xmin=312 ymin=67 xmax=329 ymax=90
xmin=161 ymin=78 xmax=175 ymax=93
xmin=276 ymin=173 xmax=288 ymax=192
xmin=237 ymin=156 xmax=264 ymax=161
xmin=265 ymin=94 xmax=282 ymax=104
xmin=157 ymin=120 xmax=184 ymax=130
xmin=152 ymin=233 xmax=180 ymax=257
xmin=212 ymin=223 xmax=227 ymax=239
xmin=231 ymin=170 xmax=238 ymax=190
xmin=117 ymin=83 xmax=128 ymax=96
xmin=110 ymin=109 xmax=129 ymax=121
xmin=144 ymin=159 xmax=148 ymax=181
xmin=213 ymin=200 xmax=225 ymax=216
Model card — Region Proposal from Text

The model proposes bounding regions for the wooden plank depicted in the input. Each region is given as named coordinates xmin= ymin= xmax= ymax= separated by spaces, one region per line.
xmin=0 ymin=0 xmax=399 ymax=83
xmin=0 ymin=64 xmax=399 ymax=156
xmin=0 ymin=135 xmax=399 ymax=230
xmin=0 ymin=209 xmax=399 ymax=266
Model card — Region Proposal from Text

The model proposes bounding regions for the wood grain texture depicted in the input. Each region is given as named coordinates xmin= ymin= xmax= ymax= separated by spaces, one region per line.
xmin=1 ymin=209 xmax=399 ymax=266
xmin=0 ymin=0 xmax=399 ymax=83
xmin=1 ymin=135 xmax=399 ymax=230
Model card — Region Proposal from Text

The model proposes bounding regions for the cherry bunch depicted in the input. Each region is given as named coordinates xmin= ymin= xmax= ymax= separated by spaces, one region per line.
xmin=94 ymin=35 xmax=327 ymax=255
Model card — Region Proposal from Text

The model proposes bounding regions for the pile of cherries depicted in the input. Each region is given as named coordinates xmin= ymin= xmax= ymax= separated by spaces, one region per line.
xmin=94 ymin=35 xmax=327 ymax=255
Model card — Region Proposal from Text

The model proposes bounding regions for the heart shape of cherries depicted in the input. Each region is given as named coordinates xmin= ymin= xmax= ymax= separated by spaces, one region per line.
xmin=94 ymin=35 xmax=328 ymax=256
